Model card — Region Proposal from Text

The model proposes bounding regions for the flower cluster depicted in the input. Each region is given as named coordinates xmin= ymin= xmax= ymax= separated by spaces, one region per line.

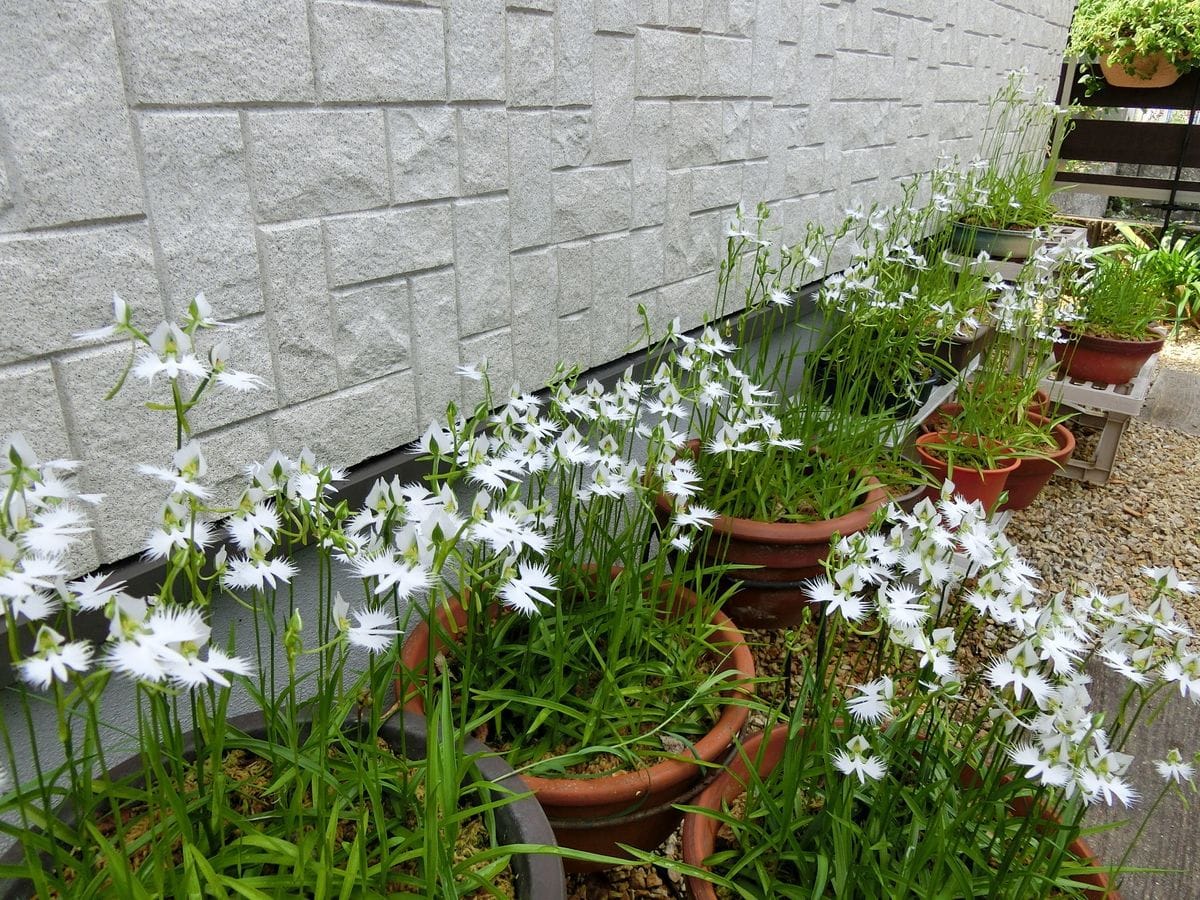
xmin=809 ymin=487 xmax=1198 ymax=807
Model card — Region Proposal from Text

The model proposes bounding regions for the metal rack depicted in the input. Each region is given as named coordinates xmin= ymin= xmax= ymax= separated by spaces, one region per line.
xmin=1055 ymin=63 xmax=1200 ymax=231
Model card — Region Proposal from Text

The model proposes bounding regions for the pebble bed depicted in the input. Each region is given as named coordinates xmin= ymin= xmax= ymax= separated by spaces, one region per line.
xmin=568 ymin=334 xmax=1200 ymax=899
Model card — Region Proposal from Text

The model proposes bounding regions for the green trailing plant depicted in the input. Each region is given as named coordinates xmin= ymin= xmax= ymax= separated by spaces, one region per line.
xmin=1068 ymin=0 xmax=1200 ymax=76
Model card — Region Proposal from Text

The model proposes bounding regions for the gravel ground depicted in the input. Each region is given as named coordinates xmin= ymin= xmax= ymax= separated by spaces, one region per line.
xmin=569 ymin=331 xmax=1200 ymax=898
xmin=1160 ymin=327 xmax=1200 ymax=376
xmin=1004 ymin=415 xmax=1200 ymax=608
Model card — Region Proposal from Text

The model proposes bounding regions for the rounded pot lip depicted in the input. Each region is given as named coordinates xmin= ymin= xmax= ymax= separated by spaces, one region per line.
xmin=398 ymin=583 xmax=756 ymax=808
xmin=1056 ymin=324 xmax=1168 ymax=352
xmin=682 ymin=724 xmax=1119 ymax=900
xmin=951 ymin=219 xmax=1038 ymax=238
xmin=914 ymin=431 xmax=1022 ymax=476
xmin=655 ymin=440 xmax=889 ymax=545
xmin=1022 ymin=412 xmax=1076 ymax=462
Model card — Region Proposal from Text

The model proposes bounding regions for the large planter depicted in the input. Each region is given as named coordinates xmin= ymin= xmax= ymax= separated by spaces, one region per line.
xmin=808 ymin=353 xmax=942 ymax=419
xmin=0 ymin=710 xmax=565 ymax=900
xmin=915 ymin=431 xmax=1020 ymax=511
xmin=681 ymin=726 xmax=1119 ymax=900
xmin=398 ymin=585 xmax=755 ymax=873
xmin=922 ymin=321 xmax=997 ymax=377
xmin=1053 ymin=327 xmax=1166 ymax=385
xmin=654 ymin=453 xmax=888 ymax=629
xmin=1099 ymin=52 xmax=1182 ymax=89
xmin=999 ymin=416 xmax=1076 ymax=512
xmin=950 ymin=221 xmax=1037 ymax=262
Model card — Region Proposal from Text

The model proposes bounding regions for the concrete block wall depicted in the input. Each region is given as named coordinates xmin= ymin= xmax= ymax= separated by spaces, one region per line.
xmin=0 ymin=0 xmax=1073 ymax=567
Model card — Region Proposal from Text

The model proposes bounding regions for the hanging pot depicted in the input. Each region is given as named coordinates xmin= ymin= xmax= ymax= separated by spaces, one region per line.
xmin=1099 ymin=52 xmax=1182 ymax=89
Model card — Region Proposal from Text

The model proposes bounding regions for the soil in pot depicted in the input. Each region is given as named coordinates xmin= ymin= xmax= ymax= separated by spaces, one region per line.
xmin=682 ymin=726 xmax=1119 ymax=900
xmin=397 ymin=582 xmax=755 ymax=873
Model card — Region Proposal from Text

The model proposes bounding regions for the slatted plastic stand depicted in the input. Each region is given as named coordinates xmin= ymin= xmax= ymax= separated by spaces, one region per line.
xmin=1038 ymin=355 xmax=1159 ymax=484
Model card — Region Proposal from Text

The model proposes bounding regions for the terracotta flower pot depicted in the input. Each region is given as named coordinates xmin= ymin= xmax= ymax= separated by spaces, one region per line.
xmin=1053 ymin=327 xmax=1166 ymax=385
xmin=915 ymin=431 xmax=1020 ymax=511
xmin=0 ymin=710 xmax=565 ymax=900
xmin=999 ymin=415 xmax=1076 ymax=512
xmin=1099 ymin=52 xmax=1182 ymax=89
xmin=682 ymin=726 xmax=1119 ymax=900
xmin=397 ymin=582 xmax=755 ymax=873
xmin=654 ymin=450 xmax=887 ymax=629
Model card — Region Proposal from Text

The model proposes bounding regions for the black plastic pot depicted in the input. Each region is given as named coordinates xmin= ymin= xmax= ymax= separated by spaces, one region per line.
xmin=807 ymin=354 xmax=943 ymax=419
xmin=0 ymin=710 xmax=565 ymax=899
xmin=921 ymin=322 xmax=996 ymax=377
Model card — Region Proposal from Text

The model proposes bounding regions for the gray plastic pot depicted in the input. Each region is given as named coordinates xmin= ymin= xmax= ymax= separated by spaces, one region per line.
xmin=0 ymin=709 xmax=565 ymax=899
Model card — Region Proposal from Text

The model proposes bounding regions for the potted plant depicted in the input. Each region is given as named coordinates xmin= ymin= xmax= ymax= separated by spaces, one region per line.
xmin=913 ymin=429 xmax=1021 ymax=511
xmin=680 ymin=495 xmax=1197 ymax=898
xmin=393 ymin=357 xmax=755 ymax=870
xmin=1068 ymin=0 xmax=1200 ymax=89
xmin=0 ymin=298 xmax=565 ymax=897
xmin=669 ymin=197 xmax=985 ymax=629
xmin=950 ymin=73 xmax=1073 ymax=261
xmin=923 ymin=247 xmax=1080 ymax=511
xmin=1054 ymin=248 xmax=1171 ymax=385
xmin=1112 ymin=221 xmax=1200 ymax=328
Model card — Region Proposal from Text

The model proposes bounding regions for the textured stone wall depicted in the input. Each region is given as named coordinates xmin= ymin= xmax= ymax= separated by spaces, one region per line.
xmin=0 ymin=0 xmax=1072 ymax=566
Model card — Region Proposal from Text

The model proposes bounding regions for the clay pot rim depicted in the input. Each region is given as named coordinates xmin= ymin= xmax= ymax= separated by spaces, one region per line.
xmin=914 ymin=431 xmax=1022 ymax=476
xmin=951 ymin=219 xmax=1039 ymax=238
xmin=1057 ymin=324 xmax=1168 ymax=353
xmin=398 ymin=580 xmax=756 ymax=809
xmin=1024 ymin=412 xmax=1077 ymax=463
xmin=682 ymin=725 xmax=1119 ymax=900
xmin=654 ymin=440 xmax=889 ymax=545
